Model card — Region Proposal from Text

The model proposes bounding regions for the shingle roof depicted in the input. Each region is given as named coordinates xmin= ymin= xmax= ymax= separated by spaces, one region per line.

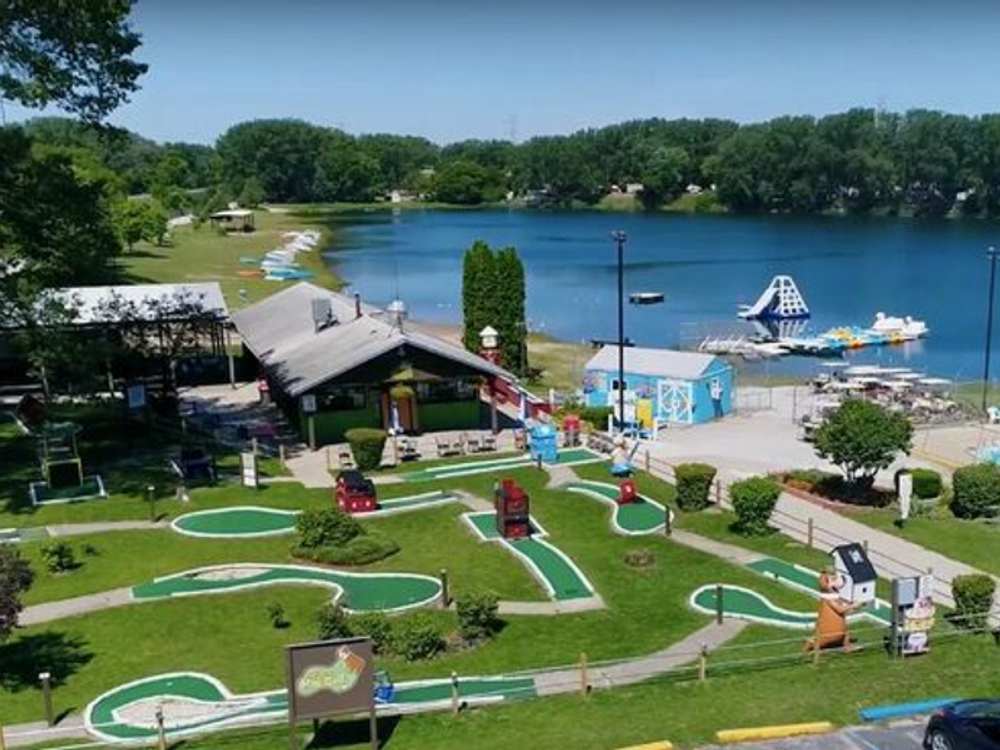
xmin=232 ymin=282 xmax=511 ymax=397
xmin=585 ymin=345 xmax=722 ymax=380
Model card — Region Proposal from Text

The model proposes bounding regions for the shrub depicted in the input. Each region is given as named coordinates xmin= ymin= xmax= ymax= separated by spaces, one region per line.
xmin=578 ymin=406 xmax=613 ymax=430
xmin=349 ymin=612 xmax=393 ymax=653
xmin=293 ymin=533 xmax=399 ymax=566
xmin=40 ymin=540 xmax=77 ymax=573
xmin=813 ymin=399 xmax=913 ymax=490
xmin=910 ymin=468 xmax=943 ymax=500
xmin=317 ymin=603 xmax=353 ymax=640
xmin=344 ymin=428 xmax=387 ymax=471
xmin=730 ymin=476 xmax=781 ymax=536
xmin=391 ymin=616 xmax=446 ymax=661
xmin=266 ymin=602 xmax=288 ymax=629
xmin=674 ymin=463 xmax=717 ymax=511
xmin=455 ymin=589 xmax=501 ymax=642
xmin=952 ymin=463 xmax=1000 ymax=519
xmin=952 ymin=574 xmax=996 ymax=632
xmin=782 ymin=468 xmax=829 ymax=490
xmin=296 ymin=507 xmax=363 ymax=549
xmin=623 ymin=549 xmax=656 ymax=568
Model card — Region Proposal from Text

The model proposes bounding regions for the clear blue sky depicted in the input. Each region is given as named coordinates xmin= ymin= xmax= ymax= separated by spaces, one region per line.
xmin=9 ymin=0 xmax=1000 ymax=145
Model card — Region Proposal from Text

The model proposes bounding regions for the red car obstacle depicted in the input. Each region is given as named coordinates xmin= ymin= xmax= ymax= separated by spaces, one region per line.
xmin=335 ymin=470 xmax=378 ymax=514
xmin=618 ymin=479 xmax=638 ymax=505
xmin=495 ymin=479 xmax=531 ymax=539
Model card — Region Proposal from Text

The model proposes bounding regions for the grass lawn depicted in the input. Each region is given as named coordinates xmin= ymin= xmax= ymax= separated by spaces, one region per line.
xmin=848 ymin=507 xmax=1000 ymax=577
xmin=119 ymin=209 xmax=342 ymax=308
xmin=525 ymin=334 xmax=592 ymax=393
xmin=135 ymin=632 xmax=1000 ymax=750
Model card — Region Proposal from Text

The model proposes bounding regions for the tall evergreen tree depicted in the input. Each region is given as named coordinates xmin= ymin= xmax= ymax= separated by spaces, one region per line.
xmin=461 ymin=241 xmax=497 ymax=352
xmin=495 ymin=247 xmax=528 ymax=376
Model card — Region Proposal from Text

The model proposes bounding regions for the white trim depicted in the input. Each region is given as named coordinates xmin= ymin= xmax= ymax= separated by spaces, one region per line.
xmin=564 ymin=481 xmax=673 ymax=536
xmin=688 ymin=584 xmax=818 ymax=630
xmin=131 ymin=563 xmax=442 ymax=614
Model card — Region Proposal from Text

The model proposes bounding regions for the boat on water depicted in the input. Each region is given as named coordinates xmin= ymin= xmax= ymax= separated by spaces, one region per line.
xmin=629 ymin=292 xmax=665 ymax=305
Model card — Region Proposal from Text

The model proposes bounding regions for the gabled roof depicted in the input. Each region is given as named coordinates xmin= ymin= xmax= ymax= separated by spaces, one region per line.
xmin=232 ymin=282 xmax=512 ymax=397
xmin=833 ymin=543 xmax=877 ymax=583
xmin=585 ymin=345 xmax=724 ymax=381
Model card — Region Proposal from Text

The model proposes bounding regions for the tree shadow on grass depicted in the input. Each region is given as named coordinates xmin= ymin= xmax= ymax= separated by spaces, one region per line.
xmin=0 ymin=631 xmax=94 ymax=692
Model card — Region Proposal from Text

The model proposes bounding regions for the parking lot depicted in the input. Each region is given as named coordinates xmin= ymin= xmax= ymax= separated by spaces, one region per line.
xmin=701 ymin=722 xmax=925 ymax=750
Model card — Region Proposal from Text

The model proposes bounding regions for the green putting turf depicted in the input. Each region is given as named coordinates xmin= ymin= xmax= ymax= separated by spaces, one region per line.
xmin=691 ymin=585 xmax=817 ymax=628
xmin=399 ymin=449 xmax=600 ymax=482
xmin=464 ymin=512 xmax=594 ymax=601
xmin=86 ymin=672 xmax=535 ymax=742
xmin=132 ymin=564 xmax=441 ymax=612
xmin=563 ymin=481 xmax=668 ymax=535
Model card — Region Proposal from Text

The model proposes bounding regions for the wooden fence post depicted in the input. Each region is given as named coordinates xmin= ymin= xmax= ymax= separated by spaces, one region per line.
xmin=279 ymin=443 xmax=286 ymax=469
xmin=450 ymin=672 xmax=460 ymax=715
xmin=807 ymin=518 xmax=815 ymax=549
xmin=579 ymin=652 xmax=589 ymax=697
xmin=863 ymin=539 xmax=870 ymax=555
xmin=715 ymin=584 xmax=724 ymax=625
xmin=698 ymin=644 xmax=708 ymax=683
xmin=0 ymin=723 xmax=7 ymax=750
xmin=645 ymin=450 xmax=651 ymax=473
xmin=439 ymin=568 xmax=450 ymax=608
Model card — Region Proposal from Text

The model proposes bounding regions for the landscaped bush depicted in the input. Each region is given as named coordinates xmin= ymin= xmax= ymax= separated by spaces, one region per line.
xmin=266 ymin=602 xmax=288 ymax=629
xmin=951 ymin=574 xmax=996 ymax=632
xmin=729 ymin=476 xmax=781 ymax=536
xmin=349 ymin=612 xmax=393 ymax=653
xmin=390 ymin=615 xmax=446 ymax=661
xmin=295 ymin=533 xmax=399 ymax=566
xmin=344 ymin=428 xmax=387 ymax=471
xmin=317 ymin=603 xmax=353 ymax=640
xmin=952 ymin=463 xmax=1000 ymax=519
xmin=577 ymin=406 xmax=613 ymax=430
xmin=781 ymin=468 xmax=830 ymax=491
xmin=40 ymin=540 xmax=77 ymax=573
xmin=911 ymin=468 xmax=944 ymax=500
xmin=674 ymin=463 xmax=717 ymax=511
xmin=455 ymin=589 xmax=501 ymax=642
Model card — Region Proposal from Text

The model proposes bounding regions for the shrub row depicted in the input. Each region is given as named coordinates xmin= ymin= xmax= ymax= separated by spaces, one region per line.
xmin=675 ymin=463 xmax=717 ymax=511
xmin=317 ymin=605 xmax=446 ymax=661
xmin=729 ymin=476 xmax=781 ymax=536
xmin=344 ymin=428 xmax=387 ymax=471
xmin=952 ymin=463 xmax=1000 ymax=519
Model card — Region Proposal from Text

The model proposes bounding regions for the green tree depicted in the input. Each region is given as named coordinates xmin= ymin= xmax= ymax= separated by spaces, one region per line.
xmin=238 ymin=177 xmax=266 ymax=208
xmin=813 ymin=400 xmax=913 ymax=490
xmin=495 ymin=247 xmax=528 ymax=376
xmin=461 ymin=241 xmax=498 ymax=353
xmin=431 ymin=160 xmax=491 ymax=205
xmin=114 ymin=199 xmax=167 ymax=251
xmin=0 ymin=0 xmax=146 ymax=121
xmin=314 ymin=132 xmax=380 ymax=202
xmin=641 ymin=146 xmax=690 ymax=208
xmin=0 ymin=546 xmax=34 ymax=643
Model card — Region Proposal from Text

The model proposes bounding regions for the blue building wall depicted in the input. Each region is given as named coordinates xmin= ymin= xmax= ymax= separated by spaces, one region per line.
xmin=583 ymin=359 xmax=734 ymax=425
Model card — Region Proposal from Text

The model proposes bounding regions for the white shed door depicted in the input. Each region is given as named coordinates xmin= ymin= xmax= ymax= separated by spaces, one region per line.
xmin=657 ymin=379 xmax=694 ymax=424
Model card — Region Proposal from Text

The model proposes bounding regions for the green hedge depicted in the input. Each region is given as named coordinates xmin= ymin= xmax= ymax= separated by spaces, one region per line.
xmin=455 ymin=589 xmax=501 ymax=642
xmin=952 ymin=574 xmax=996 ymax=632
xmin=390 ymin=615 xmax=446 ymax=661
xmin=292 ymin=533 xmax=399 ymax=566
xmin=675 ymin=463 xmax=717 ymax=512
xmin=296 ymin=507 xmax=363 ymax=548
xmin=730 ymin=476 xmax=781 ymax=536
xmin=911 ymin=468 xmax=943 ymax=499
xmin=952 ymin=463 xmax=1000 ymax=519
xmin=345 ymin=427 xmax=387 ymax=471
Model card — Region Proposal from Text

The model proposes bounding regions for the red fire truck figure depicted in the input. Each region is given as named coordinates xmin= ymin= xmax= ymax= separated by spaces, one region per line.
xmin=618 ymin=479 xmax=638 ymax=505
xmin=335 ymin=470 xmax=378 ymax=514
xmin=495 ymin=479 xmax=531 ymax=539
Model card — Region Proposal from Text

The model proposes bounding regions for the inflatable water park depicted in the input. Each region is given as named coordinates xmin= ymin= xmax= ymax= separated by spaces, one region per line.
xmin=701 ymin=275 xmax=929 ymax=360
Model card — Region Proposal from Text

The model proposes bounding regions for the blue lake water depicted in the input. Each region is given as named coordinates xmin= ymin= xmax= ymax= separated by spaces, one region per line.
xmin=326 ymin=209 xmax=1000 ymax=379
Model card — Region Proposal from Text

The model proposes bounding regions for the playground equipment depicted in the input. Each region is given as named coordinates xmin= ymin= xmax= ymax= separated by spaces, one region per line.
xmin=30 ymin=421 xmax=106 ymax=505
xmin=336 ymin=470 xmax=378 ymax=514
xmin=738 ymin=275 xmax=810 ymax=321
xmin=529 ymin=423 xmax=558 ymax=464
xmin=171 ymin=447 xmax=217 ymax=483
xmin=495 ymin=479 xmax=531 ymax=539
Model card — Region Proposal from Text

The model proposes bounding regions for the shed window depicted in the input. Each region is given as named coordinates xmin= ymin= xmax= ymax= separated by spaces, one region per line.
xmin=321 ymin=387 xmax=367 ymax=410
xmin=417 ymin=380 xmax=475 ymax=403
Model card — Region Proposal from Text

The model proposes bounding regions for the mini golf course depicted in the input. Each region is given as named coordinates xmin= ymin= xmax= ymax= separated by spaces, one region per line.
xmin=463 ymin=512 xmax=595 ymax=601
xmin=132 ymin=564 xmax=442 ymax=613
xmin=689 ymin=557 xmax=893 ymax=629
xmin=398 ymin=448 xmax=601 ymax=483
xmin=562 ymin=480 xmax=672 ymax=535
xmin=171 ymin=490 xmax=458 ymax=538
xmin=85 ymin=671 xmax=536 ymax=744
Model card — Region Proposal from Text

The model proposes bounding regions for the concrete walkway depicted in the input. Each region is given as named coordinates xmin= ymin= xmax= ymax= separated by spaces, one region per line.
xmin=20 ymin=587 xmax=134 ymax=626
xmin=46 ymin=520 xmax=165 ymax=537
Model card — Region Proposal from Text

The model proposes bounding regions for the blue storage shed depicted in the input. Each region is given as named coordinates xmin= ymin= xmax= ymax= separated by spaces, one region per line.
xmin=583 ymin=346 xmax=734 ymax=427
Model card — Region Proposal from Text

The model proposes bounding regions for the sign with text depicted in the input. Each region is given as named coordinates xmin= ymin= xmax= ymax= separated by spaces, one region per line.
xmin=240 ymin=451 xmax=258 ymax=489
xmin=286 ymin=638 xmax=374 ymax=721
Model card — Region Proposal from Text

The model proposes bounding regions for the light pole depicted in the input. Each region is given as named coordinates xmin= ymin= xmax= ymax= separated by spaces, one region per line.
xmin=984 ymin=247 xmax=999 ymax=412
xmin=612 ymin=230 xmax=627 ymax=434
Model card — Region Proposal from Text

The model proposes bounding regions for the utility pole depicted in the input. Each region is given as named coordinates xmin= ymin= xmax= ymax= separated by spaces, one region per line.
xmin=984 ymin=247 xmax=999 ymax=412
xmin=612 ymin=230 xmax=627 ymax=434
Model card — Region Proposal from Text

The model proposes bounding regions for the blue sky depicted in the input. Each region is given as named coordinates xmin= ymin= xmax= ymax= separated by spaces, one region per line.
xmin=8 ymin=0 xmax=1000 ymax=144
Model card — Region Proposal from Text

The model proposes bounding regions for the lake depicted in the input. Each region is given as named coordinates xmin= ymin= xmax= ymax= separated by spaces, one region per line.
xmin=325 ymin=209 xmax=1000 ymax=379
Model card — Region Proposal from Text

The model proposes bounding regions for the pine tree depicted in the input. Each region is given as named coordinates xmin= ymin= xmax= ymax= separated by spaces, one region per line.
xmin=495 ymin=247 xmax=528 ymax=376
xmin=461 ymin=240 xmax=497 ymax=352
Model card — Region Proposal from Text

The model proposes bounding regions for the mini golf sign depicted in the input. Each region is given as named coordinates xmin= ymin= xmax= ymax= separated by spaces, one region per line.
xmin=286 ymin=637 xmax=377 ymax=748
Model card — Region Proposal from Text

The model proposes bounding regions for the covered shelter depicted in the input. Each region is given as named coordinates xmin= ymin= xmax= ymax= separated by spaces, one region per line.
xmin=232 ymin=283 xmax=516 ymax=446
xmin=583 ymin=345 xmax=734 ymax=428
xmin=208 ymin=209 xmax=255 ymax=232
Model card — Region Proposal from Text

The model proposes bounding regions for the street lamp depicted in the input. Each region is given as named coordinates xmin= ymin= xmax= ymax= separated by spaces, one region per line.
xmin=984 ymin=247 xmax=999 ymax=412
xmin=612 ymin=230 xmax=627 ymax=434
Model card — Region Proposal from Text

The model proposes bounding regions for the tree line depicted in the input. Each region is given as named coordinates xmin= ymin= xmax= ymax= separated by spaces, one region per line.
xmin=14 ymin=108 xmax=1000 ymax=218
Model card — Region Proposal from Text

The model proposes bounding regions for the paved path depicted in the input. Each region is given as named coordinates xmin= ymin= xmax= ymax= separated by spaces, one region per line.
xmin=285 ymin=449 xmax=335 ymax=488
xmin=534 ymin=620 xmax=747 ymax=696
xmin=20 ymin=587 xmax=134 ymax=626
xmin=6 ymin=717 xmax=86 ymax=749
xmin=46 ymin=520 xmax=165 ymax=537
xmin=698 ymin=721 xmax=925 ymax=750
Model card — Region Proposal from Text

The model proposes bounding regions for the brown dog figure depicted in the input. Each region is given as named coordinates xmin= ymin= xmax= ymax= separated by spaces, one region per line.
xmin=805 ymin=570 xmax=858 ymax=652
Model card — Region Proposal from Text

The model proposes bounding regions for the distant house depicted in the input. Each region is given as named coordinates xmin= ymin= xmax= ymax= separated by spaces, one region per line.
xmin=208 ymin=209 xmax=255 ymax=232
xmin=389 ymin=190 xmax=417 ymax=204
xmin=583 ymin=345 xmax=733 ymax=427
xmin=231 ymin=283 xmax=516 ymax=446
xmin=624 ymin=182 xmax=644 ymax=196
